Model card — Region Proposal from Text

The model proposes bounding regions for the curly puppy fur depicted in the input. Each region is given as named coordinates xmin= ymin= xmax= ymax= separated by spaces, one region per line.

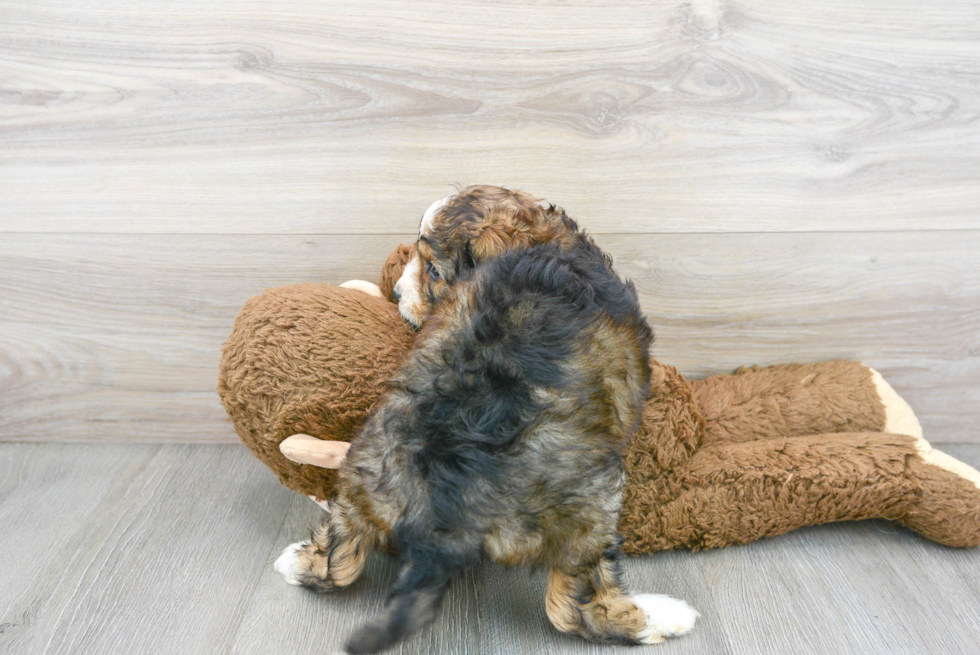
xmin=393 ymin=186 xmax=587 ymax=327
xmin=278 ymin=186 xmax=696 ymax=652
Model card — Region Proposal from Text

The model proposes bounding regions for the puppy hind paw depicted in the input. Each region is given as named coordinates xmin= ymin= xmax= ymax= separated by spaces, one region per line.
xmin=633 ymin=594 xmax=699 ymax=644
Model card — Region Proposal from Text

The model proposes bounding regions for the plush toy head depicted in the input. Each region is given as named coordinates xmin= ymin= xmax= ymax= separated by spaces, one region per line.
xmin=218 ymin=245 xmax=415 ymax=500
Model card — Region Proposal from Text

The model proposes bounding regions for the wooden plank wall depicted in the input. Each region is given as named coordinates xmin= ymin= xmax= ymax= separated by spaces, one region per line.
xmin=1 ymin=0 xmax=978 ymax=443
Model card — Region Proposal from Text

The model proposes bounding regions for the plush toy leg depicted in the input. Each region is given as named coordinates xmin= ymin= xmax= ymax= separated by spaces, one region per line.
xmin=896 ymin=453 xmax=980 ymax=548
xmin=869 ymin=369 xmax=980 ymax=500
xmin=869 ymin=367 xmax=980 ymax=487
xmin=869 ymin=370 xmax=980 ymax=543
xmin=690 ymin=361 xmax=887 ymax=446
xmin=620 ymin=431 xmax=980 ymax=554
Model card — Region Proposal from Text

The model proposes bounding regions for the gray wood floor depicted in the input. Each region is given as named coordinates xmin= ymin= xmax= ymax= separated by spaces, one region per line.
xmin=2 ymin=441 xmax=979 ymax=655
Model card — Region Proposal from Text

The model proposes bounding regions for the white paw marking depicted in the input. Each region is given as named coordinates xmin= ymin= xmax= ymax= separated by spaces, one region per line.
xmin=274 ymin=541 xmax=309 ymax=585
xmin=633 ymin=594 xmax=699 ymax=644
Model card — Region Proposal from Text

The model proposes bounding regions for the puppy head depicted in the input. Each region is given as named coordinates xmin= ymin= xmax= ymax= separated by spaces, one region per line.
xmin=393 ymin=185 xmax=580 ymax=326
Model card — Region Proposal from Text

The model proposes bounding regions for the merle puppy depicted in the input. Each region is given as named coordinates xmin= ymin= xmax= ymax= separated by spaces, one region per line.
xmin=275 ymin=186 xmax=698 ymax=653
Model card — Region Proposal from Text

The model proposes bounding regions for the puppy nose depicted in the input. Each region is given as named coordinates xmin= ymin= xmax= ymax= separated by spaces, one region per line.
xmin=392 ymin=286 xmax=402 ymax=301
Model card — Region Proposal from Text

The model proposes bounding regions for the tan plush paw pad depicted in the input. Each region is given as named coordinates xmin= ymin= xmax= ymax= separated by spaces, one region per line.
xmin=869 ymin=368 xmax=922 ymax=439
xmin=869 ymin=368 xmax=980 ymax=491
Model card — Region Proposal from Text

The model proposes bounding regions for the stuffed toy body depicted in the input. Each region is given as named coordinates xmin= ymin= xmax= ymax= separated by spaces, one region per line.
xmin=218 ymin=247 xmax=980 ymax=554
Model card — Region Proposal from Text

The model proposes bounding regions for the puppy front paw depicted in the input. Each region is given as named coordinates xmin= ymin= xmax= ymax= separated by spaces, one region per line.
xmin=274 ymin=540 xmax=313 ymax=586
xmin=274 ymin=539 xmax=337 ymax=592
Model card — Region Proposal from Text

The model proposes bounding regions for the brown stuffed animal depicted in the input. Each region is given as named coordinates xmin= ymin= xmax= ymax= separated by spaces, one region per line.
xmin=218 ymin=246 xmax=980 ymax=554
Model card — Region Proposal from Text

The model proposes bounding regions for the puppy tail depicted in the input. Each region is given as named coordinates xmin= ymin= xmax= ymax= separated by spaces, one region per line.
xmin=345 ymin=579 xmax=449 ymax=654
xmin=344 ymin=558 xmax=458 ymax=654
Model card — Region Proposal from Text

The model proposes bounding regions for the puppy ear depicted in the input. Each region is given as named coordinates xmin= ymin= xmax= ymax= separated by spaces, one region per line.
xmin=379 ymin=243 xmax=415 ymax=300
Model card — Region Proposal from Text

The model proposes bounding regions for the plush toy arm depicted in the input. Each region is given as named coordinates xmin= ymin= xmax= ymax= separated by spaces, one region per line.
xmin=280 ymin=434 xmax=350 ymax=469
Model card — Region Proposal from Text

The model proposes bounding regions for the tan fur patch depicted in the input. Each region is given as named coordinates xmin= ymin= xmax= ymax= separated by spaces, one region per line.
xmin=546 ymin=570 xmax=583 ymax=634
xmin=287 ymin=498 xmax=378 ymax=592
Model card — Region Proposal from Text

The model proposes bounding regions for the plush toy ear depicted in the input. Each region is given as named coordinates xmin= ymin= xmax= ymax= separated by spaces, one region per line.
xmin=280 ymin=434 xmax=351 ymax=469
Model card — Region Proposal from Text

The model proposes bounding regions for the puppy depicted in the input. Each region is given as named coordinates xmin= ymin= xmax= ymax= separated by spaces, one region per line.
xmin=276 ymin=186 xmax=698 ymax=653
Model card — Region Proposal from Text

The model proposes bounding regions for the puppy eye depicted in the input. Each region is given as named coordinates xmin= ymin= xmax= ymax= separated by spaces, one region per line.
xmin=426 ymin=263 xmax=441 ymax=281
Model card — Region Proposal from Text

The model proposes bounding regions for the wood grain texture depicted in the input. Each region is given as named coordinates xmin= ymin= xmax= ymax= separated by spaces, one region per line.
xmin=0 ymin=443 xmax=292 ymax=655
xmin=3 ymin=443 xmax=980 ymax=654
xmin=1 ymin=0 xmax=979 ymax=233
xmin=1 ymin=231 xmax=977 ymax=443
xmin=893 ymin=444 xmax=980 ymax=639
xmin=0 ymin=443 xmax=144 ymax=625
